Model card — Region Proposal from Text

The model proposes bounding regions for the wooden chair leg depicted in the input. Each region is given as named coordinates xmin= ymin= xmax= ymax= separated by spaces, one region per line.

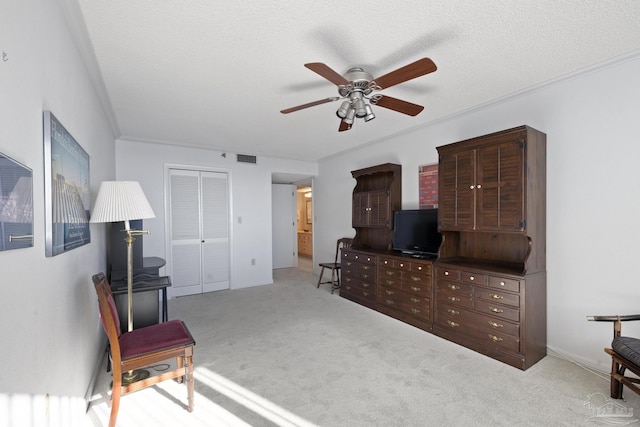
xmin=317 ymin=267 xmax=325 ymax=288
xmin=186 ymin=354 xmax=195 ymax=412
xmin=109 ymin=375 xmax=122 ymax=427
xmin=176 ymin=356 xmax=185 ymax=384
xmin=611 ymin=358 xmax=625 ymax=399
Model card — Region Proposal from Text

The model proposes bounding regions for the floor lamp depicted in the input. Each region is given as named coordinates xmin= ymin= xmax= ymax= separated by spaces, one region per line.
xmin=90 ymin=181 xmax=156 ymax=383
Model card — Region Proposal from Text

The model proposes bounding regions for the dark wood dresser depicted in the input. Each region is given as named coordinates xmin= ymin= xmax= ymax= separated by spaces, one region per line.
xmin=338 ymin=126 xmax=547 ymax=370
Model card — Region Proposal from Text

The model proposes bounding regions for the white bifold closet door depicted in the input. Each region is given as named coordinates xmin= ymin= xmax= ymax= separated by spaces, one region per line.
xmin=169 ymin=169 xmax=230 ymax=297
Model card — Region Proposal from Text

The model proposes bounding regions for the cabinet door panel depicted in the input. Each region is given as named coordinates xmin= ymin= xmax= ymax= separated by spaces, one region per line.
xmin=476 ymin=141 xmax=525 ymax=231
xmin=368 ymin=191 xmax=390 ymax=227
xmin=438 ymin=150 xmax=475 ymax=230
xmin=352 ymin=192 xmax=369 ymax=227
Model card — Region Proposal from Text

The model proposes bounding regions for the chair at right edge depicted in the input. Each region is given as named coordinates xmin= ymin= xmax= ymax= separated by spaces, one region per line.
xmin=588 ymin=314 xmax=640 ymax=399
xmin=317 ymin=237 xmax=353 ymax=294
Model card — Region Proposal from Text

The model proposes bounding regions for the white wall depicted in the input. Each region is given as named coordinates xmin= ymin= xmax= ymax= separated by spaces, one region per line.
xmin=315 ymin=52 xmax=640 ymax=372
xmin=0 ymin=0 xmax=116 ymax=423
xmin=115 ymin=139 xmax=317 ymax=290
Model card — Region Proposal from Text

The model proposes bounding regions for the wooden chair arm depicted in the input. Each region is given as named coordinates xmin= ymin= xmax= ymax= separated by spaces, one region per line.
xmin=587 ymin=314 xmax=640 ymax=338
xmin=587 ymin=315 xmax=640 ymax=322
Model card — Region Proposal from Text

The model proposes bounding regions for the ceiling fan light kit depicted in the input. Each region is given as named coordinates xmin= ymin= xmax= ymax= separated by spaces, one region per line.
xmin=281 ymin=58 xmax=437 ymax=132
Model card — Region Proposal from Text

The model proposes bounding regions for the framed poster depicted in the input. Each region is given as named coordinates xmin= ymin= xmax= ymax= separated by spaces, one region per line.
xmin=419 ymin=163 xmax=438 ymax=209
xmin=0 ymin=152 xmax=33 ymax=251
xmin=43 ymin=111 xmax=91 ymax=257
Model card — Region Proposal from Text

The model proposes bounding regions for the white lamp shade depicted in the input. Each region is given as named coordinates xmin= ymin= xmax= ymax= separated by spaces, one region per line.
xmin=90 ymin=181 xmax=155 ymax=224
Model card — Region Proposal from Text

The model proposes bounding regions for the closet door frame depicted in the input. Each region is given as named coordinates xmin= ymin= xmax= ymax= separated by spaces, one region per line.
xmin=164 ymin=164 xmax=233 ymax=299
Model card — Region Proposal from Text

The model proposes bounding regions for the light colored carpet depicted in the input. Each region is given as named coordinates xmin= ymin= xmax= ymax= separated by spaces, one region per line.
xmin=86 ymin=267 xmax=640 ymax=426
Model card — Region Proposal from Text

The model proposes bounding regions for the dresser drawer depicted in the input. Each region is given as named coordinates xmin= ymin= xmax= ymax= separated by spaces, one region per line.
xmin=342 ymin=262 xmax=360 ymax=277
xmin=399 ymin=294 xmax=430 ymax=321
xmin=435 ymin=304 xmax=520 ymax=353
xmin=380 ymin=275 xmax=402 ymax=290
xmin=489 ymin=276 xmax=521 ymax=293
xmin=410 ymin=261 xmax=432 ymax=275
xmin=359 ymin=263 xmax=377 ymax=282
xmin=378 ymin=286 xmax=431 ymax=321
xmin=474 ymin=300 xmax=520 ymax=322
xmin=379 ymin=257 xmax=397 ymax=268
xmin=342 ymin=278 xmax=376 ymax=300
xmin=437 ymin=280 xmax=473 ymax=295
xmin=402 ymin=277 xmax=431 ymax=297
xmin=436 ymin=266 xmax=460 ymax=281
xmin=459 ymin=270 xmax=487 ymax=285
xmin=475 ymin=287 xmax=519 ymax=308
xmin=436 ymin=287 xmax=473 ymax=309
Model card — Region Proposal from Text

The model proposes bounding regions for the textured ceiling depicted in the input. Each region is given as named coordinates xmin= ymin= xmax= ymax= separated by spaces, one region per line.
xmin=70 ymin=0 xmax=640 ymax=162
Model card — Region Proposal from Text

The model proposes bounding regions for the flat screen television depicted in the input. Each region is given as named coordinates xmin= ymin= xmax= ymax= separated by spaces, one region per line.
xmin=392 ymin=208 xmax=441 ymax=258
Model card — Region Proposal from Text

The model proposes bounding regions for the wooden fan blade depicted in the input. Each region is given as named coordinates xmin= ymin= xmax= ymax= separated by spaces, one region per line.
xmin=280 ymin=97 xmax=340 ymax=114
xmin=372 ymin=95 xmax=424 ymax=116
xmin=338 ymin=120 xmax=352 ymax=132
xmin=304 ymin=63 xmax=350 ymax=86
xmin=373 ymin=58 xmax=437 ymax=90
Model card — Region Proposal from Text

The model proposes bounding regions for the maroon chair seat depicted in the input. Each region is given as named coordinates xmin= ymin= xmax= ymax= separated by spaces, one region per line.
xmin=119 ymin=319 xmax=194 ymax=359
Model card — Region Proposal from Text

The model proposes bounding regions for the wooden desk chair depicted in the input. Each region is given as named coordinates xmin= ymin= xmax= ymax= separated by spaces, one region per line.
xmin=93 ymin=273 xmax=196 ymax=427
xmin=588 ymin=314 xmax=640 ymax=399
xmin=317 ymin=237 xmax=353 ymax=294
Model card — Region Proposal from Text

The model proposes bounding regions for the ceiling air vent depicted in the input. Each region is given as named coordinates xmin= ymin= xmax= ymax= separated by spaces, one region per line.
xmin=237 ymin=154 xmax=257 ymax=164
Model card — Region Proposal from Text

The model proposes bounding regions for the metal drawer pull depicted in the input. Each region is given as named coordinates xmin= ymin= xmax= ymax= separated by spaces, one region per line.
xmin=399 ymin=263 xmax=404 ymax=267
xmin=362 ymin=283 xmax=370 ymax=288
xmin=411 ymin=276 xmax=421 ymax=282
xmin=499 ymin=281 xmax=506 ymax=286
xmin=386 ymin=270 xmax=395 ymax=276
xmin=469 ymin=276 xmax=475 ymax=281
xmin=346 ymin=286 xmax=351 ymax=290
xmin=385 ymin=289 xmax=394 ymax=295
xmin=444 ymin=271 xmax=450 ymax=276
xmin=386 ymin=299 xmax=394 ymax=305
xmin=447 ymin=320 xmax=459 ymax=327
xmin=488 ymin=334 xmax=503 ymax=342
xmin=362 ymin=265 xmax=370 ymax=271
xmin=448 ymin=284 xmax=460 ymax=290
xmin=386 ymin=280 xmax=394 ymax=286
xmin=417 ymin=266 xmax=423 ymax=271
xmin=410 ymin=297 xmax=421 ymax=303
xmin=362 ymin=274 xmax=369 ymax=279
xmin=448 ymin=296 xmax=460 ymax=302
xmin=490 ymin=307 xmax=504 ymax=313
xmin=489 ymin=294 xmax=503 ymax=300
xmin=411 ymin=286 xmax=422 ymax=292
xmin=362 ymin=291 xmax=369 ymax=297
xmin=410 ymin=308 xmax=421 ymax=314
xmin=345 ymin=278 xmax=352 ymax=282
xmin=447 ymin=309 xmax=459 ymax=315
xmin=488 ymin=321 xmax=503 ymax=329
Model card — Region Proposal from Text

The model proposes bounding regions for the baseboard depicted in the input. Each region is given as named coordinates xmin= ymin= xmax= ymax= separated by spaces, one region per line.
xmin=84 ymin=337 xmax=108 ymax=411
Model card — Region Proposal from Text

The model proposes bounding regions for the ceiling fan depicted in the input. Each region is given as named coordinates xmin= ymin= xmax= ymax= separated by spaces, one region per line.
xmin=280 ymin=58 xmax=437 ymax=132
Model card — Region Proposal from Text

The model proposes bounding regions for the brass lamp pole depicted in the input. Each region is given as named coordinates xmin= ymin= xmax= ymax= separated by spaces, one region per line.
xmin=90 ymin=181 xmax=155 ymax=383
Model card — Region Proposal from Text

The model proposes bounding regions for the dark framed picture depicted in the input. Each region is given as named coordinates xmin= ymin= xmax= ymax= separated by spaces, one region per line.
xmin=0 ymin=152 xmax=33 ymax=251
xmin=43 ymin=111 xmax=91 ymax=257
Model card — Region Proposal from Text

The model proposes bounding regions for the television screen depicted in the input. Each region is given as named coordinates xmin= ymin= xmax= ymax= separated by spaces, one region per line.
xmin=392 ymin=209 xmax=441 ymax=258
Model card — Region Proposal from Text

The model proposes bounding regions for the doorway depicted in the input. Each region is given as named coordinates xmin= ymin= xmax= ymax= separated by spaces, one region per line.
xmin=271 ymin=173 xmax=314 ymax=273
xmin=296 ymin=185 xmax=313 ymax=273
